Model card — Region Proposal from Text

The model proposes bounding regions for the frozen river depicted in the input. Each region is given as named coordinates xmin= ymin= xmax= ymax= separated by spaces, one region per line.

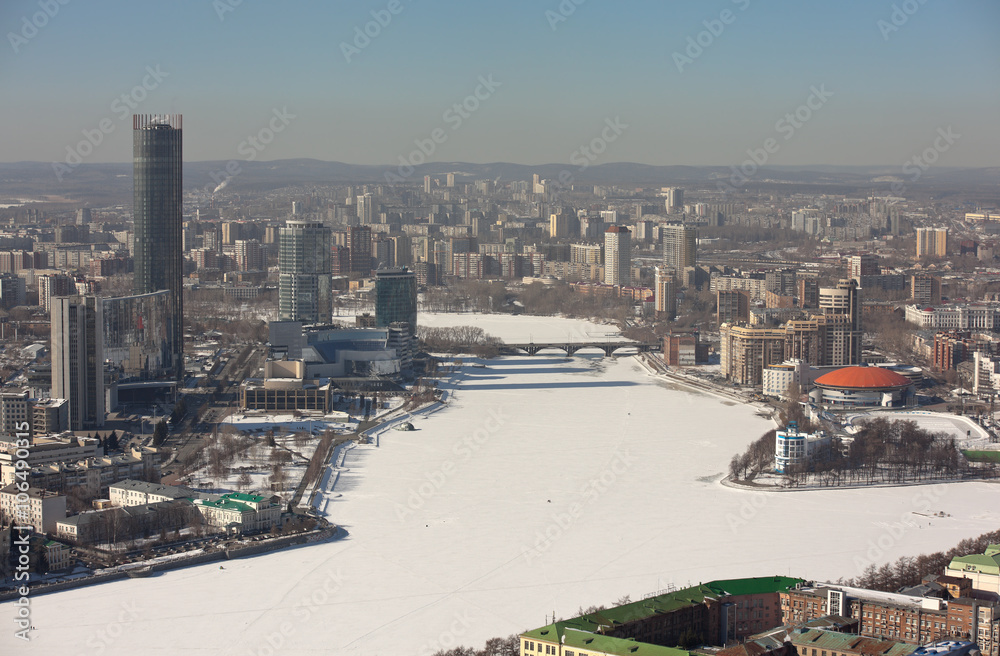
xmin=8 ymin=315 xmax=1000 ymax=655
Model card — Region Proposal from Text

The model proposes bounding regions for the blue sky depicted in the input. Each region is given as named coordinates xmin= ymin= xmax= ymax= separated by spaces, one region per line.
xmin=2 ymin=0 xmax=998 ymax=167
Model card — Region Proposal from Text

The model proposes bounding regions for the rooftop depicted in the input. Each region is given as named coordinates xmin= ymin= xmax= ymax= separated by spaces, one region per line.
xmin=948 ymin=547 xmax=1000 ymax=576
xmin=789 ymin=629 xmax=917 ymax=656
xmin=522 ymin=577 xmax=803 ymax=646
xmin=197 ymin=498 xmax=253 ymax=513
xmin=814 ymin=366 xmax=912 ymax=390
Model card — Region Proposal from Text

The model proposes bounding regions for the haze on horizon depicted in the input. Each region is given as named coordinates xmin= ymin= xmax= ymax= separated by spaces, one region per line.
xmin=2 ymin=0 xmax=998 ymax=169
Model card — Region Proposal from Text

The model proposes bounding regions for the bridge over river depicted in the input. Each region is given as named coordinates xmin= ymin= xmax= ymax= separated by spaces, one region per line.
xmin=497 ymin=341 xmax=661 ymax=357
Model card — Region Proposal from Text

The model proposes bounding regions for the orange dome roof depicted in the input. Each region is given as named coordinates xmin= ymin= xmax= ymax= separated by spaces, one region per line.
xmin=814 ymin=366 xmax=911 ymax=390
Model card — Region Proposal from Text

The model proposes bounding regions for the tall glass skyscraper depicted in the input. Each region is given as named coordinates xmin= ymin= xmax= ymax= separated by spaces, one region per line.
xmin=133 ymin=114 xmax=183 ymax=378
xmin=374 ymin=267 xmax=417 ymax=336
xmin=279 ymin=220 xmax=332 ymax=323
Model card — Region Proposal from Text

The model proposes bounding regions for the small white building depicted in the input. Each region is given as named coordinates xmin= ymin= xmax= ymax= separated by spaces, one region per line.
xmin=762 ymin=359 xmax=810 ymax=399
xmin=774 ymin=423 xmax=831 ymax=474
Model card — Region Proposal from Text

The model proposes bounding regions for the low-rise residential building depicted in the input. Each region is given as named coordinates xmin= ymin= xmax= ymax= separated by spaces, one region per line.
xmin=109 ymin=479 xmax=191 ymax=507
xmin=7 ymin=448 xmax=161 ymax=493
xmin=0 ymin=434 xmax=102 ymax=474
xmin=0 ymin=485 xmax=67 ymax=533
xmin=0 ymin=392 xmax=69 ymax=440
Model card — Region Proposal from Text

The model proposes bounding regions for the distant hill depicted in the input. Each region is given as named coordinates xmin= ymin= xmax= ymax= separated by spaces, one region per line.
xmin=0 ymin=159 xmax=996 ymax=205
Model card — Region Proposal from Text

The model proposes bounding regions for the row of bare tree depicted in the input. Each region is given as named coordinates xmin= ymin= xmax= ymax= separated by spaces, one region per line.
xmin=418 ymin=325 xmax=503 ymax=357
xmin=841 ymin=528 xmax=1000 ymax=592
xmin=728 ymin=418 xmax=991 ymax=487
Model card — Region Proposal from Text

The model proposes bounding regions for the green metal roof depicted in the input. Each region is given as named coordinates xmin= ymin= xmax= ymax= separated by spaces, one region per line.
xmin=790 ymin=629 xmax=917 ymax=656
xmin=223 ymin=492 xmax=266 ymax=503
xmin=706 ymin=576 xmax=804 ymax=597
xmin=201 ymin=498 xmax=253 ymax=513
xmin=522 ymin=577 xmax=803 ymax=649
xmin=948 ymin=551 xmax=1000 ymax=576
xmin=563 ymin=628 xmax=691 ymax=656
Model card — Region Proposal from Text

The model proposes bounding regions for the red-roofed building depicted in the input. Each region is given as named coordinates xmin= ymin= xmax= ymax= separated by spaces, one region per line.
xmin=811 ymin=365 xmax=914 ymax=408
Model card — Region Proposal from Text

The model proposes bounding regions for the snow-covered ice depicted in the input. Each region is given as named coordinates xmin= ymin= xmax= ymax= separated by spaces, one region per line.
xmin=419 ymin=312 xmax=627 ymax=343
xmin=8 ymin=318 xmax=1000 ymax=655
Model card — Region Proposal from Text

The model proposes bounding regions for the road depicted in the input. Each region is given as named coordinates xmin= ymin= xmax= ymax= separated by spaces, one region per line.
xmin=160 ymin=344 xmax=268 ymax=484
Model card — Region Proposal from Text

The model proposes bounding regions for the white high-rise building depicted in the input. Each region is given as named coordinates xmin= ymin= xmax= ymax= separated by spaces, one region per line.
xmin=356 ymin=193 xmax=374 ymax=225
xmin=604 ymin=226 xmax=631 ymax=286
xmin=665 ymin=187 xmax=684 ymax=212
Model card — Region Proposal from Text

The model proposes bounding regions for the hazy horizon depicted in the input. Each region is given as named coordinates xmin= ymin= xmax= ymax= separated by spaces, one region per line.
xmin=2 ymin=0 xmax=998 ymax=170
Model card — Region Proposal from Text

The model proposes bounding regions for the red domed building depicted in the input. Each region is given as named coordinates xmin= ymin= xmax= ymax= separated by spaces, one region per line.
xmin=810 ymin=364 xmax=915 ymax=408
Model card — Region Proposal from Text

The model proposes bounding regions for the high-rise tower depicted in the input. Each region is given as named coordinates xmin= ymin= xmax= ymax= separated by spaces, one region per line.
xmin=279 ymin=220 xmax=332 ymax=323
xmin=51 ymin=296 xmax=104 ymax=430
xmin=661 ymin=224 xmax=697 ymax=280
xmin=604 ymin=225 xmax=631 ymax=286
xmin=374 ymin=267 xmax=417 ymax=337
xmin=133 ymin=114 xmax=183 ymax=378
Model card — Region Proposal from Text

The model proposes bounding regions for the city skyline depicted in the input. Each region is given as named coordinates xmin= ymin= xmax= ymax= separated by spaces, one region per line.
xmin=2 ymin=0 xmax=998 ymax=170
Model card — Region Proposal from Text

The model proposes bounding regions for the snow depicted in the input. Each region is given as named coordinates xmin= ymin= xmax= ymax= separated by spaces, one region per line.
xmin=419 ymin=312 xmax=627 ymax=343
xmin=9 ymin=316 xmax=1000 ymax=655
xmin=845 ymin=410 xmax=997 ymax=450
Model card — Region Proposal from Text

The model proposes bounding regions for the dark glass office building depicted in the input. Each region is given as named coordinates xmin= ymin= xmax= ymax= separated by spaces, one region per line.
xmin=133 ymin=114 xmax=183 ymax=378
xmin=374 ymin=267 xmax=417 ymax=337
